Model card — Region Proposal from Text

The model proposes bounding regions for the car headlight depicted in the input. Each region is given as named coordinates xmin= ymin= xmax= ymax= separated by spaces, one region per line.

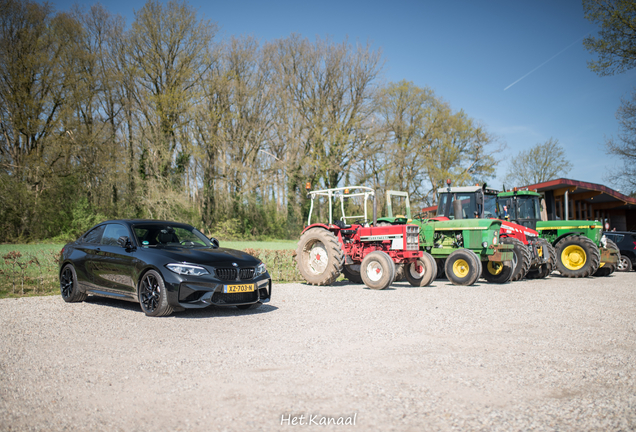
xmin=166 ymin=263 xmax=210 ymax=276
xmin=254 ymin=262 xmax=267 ymax=277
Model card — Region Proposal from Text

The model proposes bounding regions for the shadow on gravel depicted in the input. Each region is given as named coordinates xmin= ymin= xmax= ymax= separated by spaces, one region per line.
xmin=83 ymin=296 xmax=278 ymax=319
xmin=175 ymin=304 xmax=278 ymax=319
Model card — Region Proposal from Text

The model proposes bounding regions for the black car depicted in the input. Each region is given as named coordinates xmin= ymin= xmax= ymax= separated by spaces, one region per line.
xmin=603 ymin=231 xmax=636 ymax=272
xmin=59 ymin=220 xmax=272 ymax=316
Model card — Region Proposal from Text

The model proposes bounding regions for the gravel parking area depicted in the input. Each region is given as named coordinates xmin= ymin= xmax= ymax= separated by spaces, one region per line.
xmin=1 ymin=273 xmax=635 ymax=431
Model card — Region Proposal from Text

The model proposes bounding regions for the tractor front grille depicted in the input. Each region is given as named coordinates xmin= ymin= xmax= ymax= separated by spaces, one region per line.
xmin=406 ymin=225 xmax=419 ymax=250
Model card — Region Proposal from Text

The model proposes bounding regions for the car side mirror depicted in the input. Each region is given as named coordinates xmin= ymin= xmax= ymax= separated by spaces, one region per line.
xmin=117 ymin=236 xmax=132 ymax=249
xmin=209 ymin=237 xmax=220 ymax=248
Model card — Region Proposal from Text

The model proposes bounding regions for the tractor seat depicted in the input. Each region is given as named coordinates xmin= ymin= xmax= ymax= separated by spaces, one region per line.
xmin=334 ymin=220 xmax=352 ymax=229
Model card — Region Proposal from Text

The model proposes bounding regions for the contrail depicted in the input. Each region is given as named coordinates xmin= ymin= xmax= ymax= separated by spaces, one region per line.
xmin=504 ymin=34 xmax=588 ymax=91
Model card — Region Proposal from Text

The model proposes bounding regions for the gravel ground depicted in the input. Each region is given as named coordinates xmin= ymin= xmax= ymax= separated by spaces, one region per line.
xmin=1 ymin=272 xmax=635 ymax=432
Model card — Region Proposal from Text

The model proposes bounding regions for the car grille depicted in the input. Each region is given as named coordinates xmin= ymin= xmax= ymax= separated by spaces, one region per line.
xmin=216 ymin=268 xmax=237 ymax=281
xmin=216 ymin=267 xmax=256 ymax=281
xmin=211 ymin=291 xmax=258 ymax=304
xmin=240 ymin=268 xmax=255 ymax=279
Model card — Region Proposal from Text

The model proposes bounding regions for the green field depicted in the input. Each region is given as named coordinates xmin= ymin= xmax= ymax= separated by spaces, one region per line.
xmin=0 ymin=241 xmax=300 ymax=299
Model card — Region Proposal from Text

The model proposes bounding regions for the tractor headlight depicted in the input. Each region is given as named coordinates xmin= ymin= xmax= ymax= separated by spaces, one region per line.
xmin=493 ymin=236 xmax=498 ymax=245
xmin=600 ymin=235 xmax=607 ymax=248
xmin=166 ymin=263 xmax=210 ymax=276
xmin=482 ymin=241 xmax=488 ymax=248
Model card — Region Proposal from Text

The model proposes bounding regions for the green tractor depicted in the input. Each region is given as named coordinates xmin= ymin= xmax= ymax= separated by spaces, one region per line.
xmin=497 ymin=189 xmax=619 ymax=278
xmin=377 ymin=191 xmax=514 ymax=285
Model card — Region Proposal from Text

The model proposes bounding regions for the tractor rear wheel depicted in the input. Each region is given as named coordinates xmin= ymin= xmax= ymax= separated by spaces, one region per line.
xmin=526 ymin=239 xmax=555 ymax=279
xmin=445 ymin=249 xmax=480 ymax=286
xmin=554 ymin=235 xmax=601 ymax=278
xmin=394 ymin=264 xmax=406 ymax=282
xmin=501 ymin=237 xmax=531 ymax=281
xmin=360 ymin=251 xmax=395 ymax=290
xmin=617 ymin=255 xmax=633 ymax=272
xmin=405 ymin=252 xmax=437 ymax=287
xmin=435 ymin=258 xmax=446 ymax=279
xmin=593 ymin=239 xmax=620 ymax=277
xmin=342 ymin=264 xmax=363 ymax=284
xmin=481 ymin=260 xmax=513 ymax=283
xmin=296 ymin=228 xmax=344 ymax=285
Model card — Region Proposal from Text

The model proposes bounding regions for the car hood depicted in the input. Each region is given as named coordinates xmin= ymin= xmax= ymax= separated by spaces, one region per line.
xmin=147 ymin=247 xmax=260 ymax=267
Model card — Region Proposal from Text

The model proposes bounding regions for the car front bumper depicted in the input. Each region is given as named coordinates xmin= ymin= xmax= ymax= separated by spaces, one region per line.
xmin=165 ymin=275 xmax=272 ymax=309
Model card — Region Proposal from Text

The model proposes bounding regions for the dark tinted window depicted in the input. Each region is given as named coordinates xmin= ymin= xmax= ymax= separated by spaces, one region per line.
xmin=101 ymin=224 xmax=130 ymax=246
xmin=83 ymin=225 xmax=105 ymax=244
xmin=133 ymin=224 xmax=211 ymax=247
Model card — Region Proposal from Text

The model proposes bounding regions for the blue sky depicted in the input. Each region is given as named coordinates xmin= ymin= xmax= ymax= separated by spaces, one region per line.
xmin=50 ymin=0 xmax=635 ymax=190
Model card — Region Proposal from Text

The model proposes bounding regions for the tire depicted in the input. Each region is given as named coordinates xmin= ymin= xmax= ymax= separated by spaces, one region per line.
xmin=138 ymin=270 xmax=173 ymax=317
xmin=59 ymin=264 xmax=88 ymax=303
xmin=435 ymin=258 xmax=446 ymax=279
xmin=445 ymin=249 xmax=480 ymax=286
xmin=617 ymin=254 xmax=633 ymax=272
xmin=394 ymin=264 xmax=406 ymax=282
xmin=342 ymin=264 xmax=363 ymax=284
xmin=405 ymin=252 xmax=437 ymax=287
xmin=554 ymin=235 xmax=601 ymax=278
xmin=295 ymin=228 xmax=344 ymax=286
xmin=526 ymin=238 xmax=554 ymax=280
xmin=360 ymin=251 xmax=395 ymax=290
xmin=594 ymin=239 xmax=619 ymax=276
xmin=481 ymin=260 xmax=514 ymax=284
xmin=501 ymin=237 xmax=531 ymax=281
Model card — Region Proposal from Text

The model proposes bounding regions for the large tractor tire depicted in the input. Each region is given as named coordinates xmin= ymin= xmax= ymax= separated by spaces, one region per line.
xmin=445 ymin=249 xmax=481 ymax=286
xmin=342 ymin=264 xmax=363 ymax=284
xmin=554 ymin=235 xmax=601 ymax=278
xmin=593 ymin=239 xmax=620 ymax=277
xmin=526 ymin=239 xmax=555 ymax=279
xmin=296 ymin=228 xmax=344 ymax=285
xmin=405 ymin=252 xmax=438 ymax=287
xmin=435 ymin=258 xmax=446 ymax=279
xmin=481 ymin=260 xmax=514 ymax=284
xmin=360 ymin=251 xmax=396 ymax=290
xmin=501 ymin=237 xmax=531 ymax=281
xmin=617 ymin=255 xmax=633 ymax=272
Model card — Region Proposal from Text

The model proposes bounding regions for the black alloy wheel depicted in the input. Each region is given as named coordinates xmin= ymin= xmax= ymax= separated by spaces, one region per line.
xmin=139 ymin=270 xmax=173 ymax=317
xmin=60 ymin=264 xmax=87 ymax=303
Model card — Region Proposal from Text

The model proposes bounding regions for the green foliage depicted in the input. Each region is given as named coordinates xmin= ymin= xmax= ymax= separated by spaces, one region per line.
xmin=504 ymin=138 xmax=572 ymax=186
xmin=583 ymin=0 xmax=636 ymax=76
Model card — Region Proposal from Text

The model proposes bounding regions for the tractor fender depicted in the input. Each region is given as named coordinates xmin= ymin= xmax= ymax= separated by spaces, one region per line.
xmin=300 ymin=223 xmax=334 ymax=235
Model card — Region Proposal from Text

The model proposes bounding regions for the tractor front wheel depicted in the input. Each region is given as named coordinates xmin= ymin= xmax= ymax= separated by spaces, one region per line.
xmin=593 ymin=239 xmax=620 ymax=277
xmin=554 ymin=235 xmax=601 ymax=278
xmin=445 ymin=249 xmax=480 ymax=286
xmin=501 ymin=237 xmax=531 ymax=281
xmin=526 ymin=239 xmax=555 ymax=279
xmin=296 ymin=228 xmax=344 ymax=285
xmin=405 ymin=252 xmax=438 ymax=287
xmin=360 ymin=251 xmax=396 ymax=290
xmin=481 ymin=260 xmax=513 ymax=284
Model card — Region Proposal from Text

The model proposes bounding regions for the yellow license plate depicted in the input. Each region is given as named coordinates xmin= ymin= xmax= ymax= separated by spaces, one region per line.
xmin=224 ymin=283 xmax=255 ymax=293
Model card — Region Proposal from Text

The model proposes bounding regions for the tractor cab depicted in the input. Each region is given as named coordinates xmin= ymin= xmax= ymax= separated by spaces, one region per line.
xmin=497 ymin=190 xmax=542 ymax=231
xmin=436 ymin=183 xmax=499 ymax=220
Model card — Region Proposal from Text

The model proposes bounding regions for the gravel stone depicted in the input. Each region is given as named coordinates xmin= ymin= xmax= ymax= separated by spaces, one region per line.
xmin=1 ymin=273 xmax=635 ymax=431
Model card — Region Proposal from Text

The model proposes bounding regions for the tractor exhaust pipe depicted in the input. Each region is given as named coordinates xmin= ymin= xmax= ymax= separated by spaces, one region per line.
xmin=453 ymin=199 xmax=463 ymax=219
xmin=373 ymin=194 xmax=377 ymax=226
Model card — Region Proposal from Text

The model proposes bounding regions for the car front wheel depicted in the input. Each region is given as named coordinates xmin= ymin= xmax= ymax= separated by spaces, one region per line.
xmin=138 ymin=270 xmax=173 ymax=317
xmin=60 ymin=264 xmax=87 ymax=303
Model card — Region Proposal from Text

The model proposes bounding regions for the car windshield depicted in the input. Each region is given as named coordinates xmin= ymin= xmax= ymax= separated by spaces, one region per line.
xmin=132 ymin=224 xmax=212 ymax=248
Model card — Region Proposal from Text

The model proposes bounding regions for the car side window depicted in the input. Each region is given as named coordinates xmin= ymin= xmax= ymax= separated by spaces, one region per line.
xmin=83 ymin=225 xmax=105 ymax=244
xmin=101 ymin=224 xmax=130 ymax=246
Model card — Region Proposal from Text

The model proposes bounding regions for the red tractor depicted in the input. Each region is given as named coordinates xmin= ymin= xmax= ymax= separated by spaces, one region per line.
xmin=295 ymin=186 xmax=434 ymax=290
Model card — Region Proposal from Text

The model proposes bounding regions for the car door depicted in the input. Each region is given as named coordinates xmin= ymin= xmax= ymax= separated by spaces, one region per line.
xmin=74 ymin=224 xmax=106 ymax=290
xmin=91 ymin=223 xmax=137 ymax=296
